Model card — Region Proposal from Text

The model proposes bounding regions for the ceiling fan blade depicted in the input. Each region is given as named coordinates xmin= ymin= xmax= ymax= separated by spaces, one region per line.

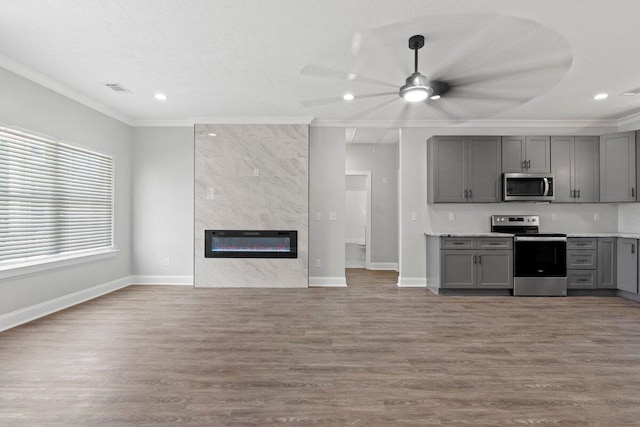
xmin=441 ymin=55 xmax=573 ymax=88
xmin=424 ymin=100 xmax=465 ymax=123
xmin=345 ymin=97 xmax=401 ymax=121
xmin=300 ymin=64 xmax=398 ymax=89
xmin=443 ymin=89 xmax=529 ymax=104
xmin=301 ymin=91 xmax=396 ymax=108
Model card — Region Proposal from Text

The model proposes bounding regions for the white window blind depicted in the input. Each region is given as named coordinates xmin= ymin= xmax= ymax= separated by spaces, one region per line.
xmin=0 ymin=127 xmax=114 ymax=265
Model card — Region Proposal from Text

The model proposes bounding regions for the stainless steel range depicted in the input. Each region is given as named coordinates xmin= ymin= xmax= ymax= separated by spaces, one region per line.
xmin=491 ymin=215 xmax=567 ymax=296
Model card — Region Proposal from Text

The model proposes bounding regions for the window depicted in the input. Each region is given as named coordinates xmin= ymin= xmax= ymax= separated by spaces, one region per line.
xmin=0 ymin=127 xmax=114 ymax=270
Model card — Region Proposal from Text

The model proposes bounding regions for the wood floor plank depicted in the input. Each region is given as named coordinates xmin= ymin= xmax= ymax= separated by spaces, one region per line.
xmin=2 ymin=269 xmax=640 ymax=425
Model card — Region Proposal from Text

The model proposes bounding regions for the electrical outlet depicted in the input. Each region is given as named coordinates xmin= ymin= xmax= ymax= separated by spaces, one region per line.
xmin=164 ymin=257 xmax=171 ymax=267
xmin=315 ymin=212 xmax=322 ymax=221
xmin=315 ymin=259 xmax=321 ymax=268
xmin=448 ymin=212 xmax=455 ymax=221
xmin=551 ymin=213 xmax=557 ymax=221
xmin=253 ymin=168 xmax=260 ymax=177
xmin=594 ymin=212 xmax=600 ymax=221
xmin=411 ymin=212 xmax=418 ymax=221
xmin=329 ymin=212 xmax=337 ymax=221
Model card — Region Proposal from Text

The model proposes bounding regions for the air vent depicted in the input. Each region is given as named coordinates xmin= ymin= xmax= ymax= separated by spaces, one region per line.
xmin=620 ymin=87 xmax=640 ymax=96
xmin=105 ymin=83 xmax=132 ymax=94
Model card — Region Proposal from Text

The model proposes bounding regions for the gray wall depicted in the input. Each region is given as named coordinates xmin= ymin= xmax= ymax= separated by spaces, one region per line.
xmin=132 ymin=127 xmax=194 ymax=278
xmin=194 ymin=124 xmax=309 ymax=287
xmin=309 ymin=127 xmax=346 ymax=284
xmin=346 ymin=143 xmax=398 ymax=266
xmin=0 ymin=67 xmax=133 ymax=316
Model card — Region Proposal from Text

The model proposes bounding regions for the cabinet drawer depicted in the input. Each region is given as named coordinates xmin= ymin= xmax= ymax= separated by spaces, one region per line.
xmin=567 ymin=238 xmax=597 ymax=250
xmin=567 ymin=250 xmax=597 ymax=269
xmin=477 ymin=238 xmax=512 ymax=249
xmin=441 ymin=238 xmax=475 ymax=249
xmin=567 ymin=270 xmax=597 ymax=290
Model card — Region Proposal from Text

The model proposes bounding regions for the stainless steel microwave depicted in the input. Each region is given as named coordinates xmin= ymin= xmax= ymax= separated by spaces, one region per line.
xmin=503 ymin=173 xmax=554 ymax=201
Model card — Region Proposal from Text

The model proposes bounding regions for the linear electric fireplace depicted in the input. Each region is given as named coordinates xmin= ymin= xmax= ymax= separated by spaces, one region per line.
xmin=205 ymin=230 xmax=297 ymax=258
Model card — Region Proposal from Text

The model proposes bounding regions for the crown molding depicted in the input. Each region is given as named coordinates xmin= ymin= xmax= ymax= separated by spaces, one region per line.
xmin=0 ymin=55 xmax=133 ymax=126
xmin=311 ymin=118 xmax=619 ymax=130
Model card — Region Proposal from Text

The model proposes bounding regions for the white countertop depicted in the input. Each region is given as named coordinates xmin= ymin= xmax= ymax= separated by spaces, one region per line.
xmin=426 ymin=232 xmax=640 ymax=239
xmin=425 ymin=232 xmax=514 ymax=237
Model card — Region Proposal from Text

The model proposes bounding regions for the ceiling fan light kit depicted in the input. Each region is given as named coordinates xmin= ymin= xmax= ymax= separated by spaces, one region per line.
xmin=399 ymin=72 xmax=432 ymax=102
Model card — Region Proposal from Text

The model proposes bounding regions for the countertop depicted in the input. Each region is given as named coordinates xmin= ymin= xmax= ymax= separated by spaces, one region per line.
xmin=426 ymin=232 xmax=640 ymax=239
xmin=425 ymin=232 xmax=514 ymax=237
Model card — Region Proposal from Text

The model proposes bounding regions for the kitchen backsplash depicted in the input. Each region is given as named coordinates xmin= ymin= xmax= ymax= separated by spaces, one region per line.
xmin=426 ymin=202 xmax=617 ymax=233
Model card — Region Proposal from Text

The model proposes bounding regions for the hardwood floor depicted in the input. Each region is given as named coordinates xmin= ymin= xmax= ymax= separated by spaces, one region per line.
xmin=2 ymin=270 xmax=640 ymax=426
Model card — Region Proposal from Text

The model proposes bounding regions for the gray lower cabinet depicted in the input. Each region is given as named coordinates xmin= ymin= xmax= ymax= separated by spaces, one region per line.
xmin=551 ymin=136 xmax=599 ymax=202
xmin=428 ymin=136 xmax=501 ymax=203
xmin=440 ymin=237 xmax=512 ymax=289
xmin=597 ymin=238 xmax=616 ymax=289
xmin=567 ymin=238 xmax=597 ymax=289
xmin=617 ymin=238 xmax=638 ymax=294
xmin=600 ymin=131 xmax=636 ymax=202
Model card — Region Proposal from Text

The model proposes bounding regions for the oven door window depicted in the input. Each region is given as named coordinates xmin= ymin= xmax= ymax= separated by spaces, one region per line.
xmin=515 ymin=241 xmax=566 ymax=277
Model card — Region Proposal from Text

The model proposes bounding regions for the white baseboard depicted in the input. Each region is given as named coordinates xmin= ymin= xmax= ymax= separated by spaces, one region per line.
xmin=0 ymin=275 xmax=132 ymax=332
xmin=368 ymin=262 xmax=399 ymax=271
xmin=309 ymin=276 xmax=347 ymax=287
xmin=130 ymin=275 xmax=194 ymax=286
xmin=396 ymin=276 xmax=427 ymax=287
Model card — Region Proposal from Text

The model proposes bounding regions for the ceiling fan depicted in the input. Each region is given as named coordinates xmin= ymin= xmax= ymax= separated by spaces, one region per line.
xmin=398 ymin=35 xmax=448 ymax=102
xmin=298 ymin=14 xmax=573 ymax=123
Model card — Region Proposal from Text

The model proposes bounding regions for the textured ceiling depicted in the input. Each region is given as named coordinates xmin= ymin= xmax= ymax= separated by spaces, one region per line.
xmin=1 ymin=0 xmax=640 ymax=126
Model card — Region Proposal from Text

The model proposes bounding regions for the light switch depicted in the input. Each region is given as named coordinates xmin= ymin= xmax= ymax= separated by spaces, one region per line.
xmin=411 ymin=212 xmax=418 ymax=221
xmin=206 ymin=187 xmax=214 ymax=200
xmin=551 ymin=213 xmax=557 ymax=221
xmin=448 ymin=212 xmax=455 ymax=221
xmin=253 ymin=168 xmax=260 ymax=177
xmin=329 ymin=212 xmax=337 ymax=221
xmin=315 ymin=212 xmax=322 ymax=221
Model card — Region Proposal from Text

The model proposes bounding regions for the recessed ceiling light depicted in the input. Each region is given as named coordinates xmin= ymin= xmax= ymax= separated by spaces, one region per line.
xmin=593 ymin=93 xmax=608 ymax=100
xmin=347 ymin=73 xmax=357 ymax=81
xmin=154 ymin=93 xmax=167 ymax=101
xmin=343 ymin=93 xmax=355 ymax=101
xmin=207 ymin=132 xmax=217 ymax=137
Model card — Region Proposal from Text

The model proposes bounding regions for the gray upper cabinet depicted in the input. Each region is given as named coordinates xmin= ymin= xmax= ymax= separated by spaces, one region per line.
xmin=428 ymin=136 xmax=501 ymax=203
xmin=551 ymin=136 xmax=599 ymax=202
xmin=617 ymin=238 xmax=638 ymax=294
xmin=502 ymin=135 xmax=551 ymax=173
xmin=600 ymin=131 xmax=636 ymax=202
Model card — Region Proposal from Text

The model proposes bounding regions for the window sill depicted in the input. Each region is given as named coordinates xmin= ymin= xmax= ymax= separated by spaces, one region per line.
xmin=0 ymin=248 xmax=120 ymax=280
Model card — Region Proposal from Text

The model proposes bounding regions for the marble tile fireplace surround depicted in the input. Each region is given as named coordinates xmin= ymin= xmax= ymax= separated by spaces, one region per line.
xmin=194 ymin=124 xmax=309 ymax=288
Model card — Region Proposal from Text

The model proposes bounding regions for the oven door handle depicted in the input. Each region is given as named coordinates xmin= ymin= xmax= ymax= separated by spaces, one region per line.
xmin=515 ymin=236 xmax=567 ymax=242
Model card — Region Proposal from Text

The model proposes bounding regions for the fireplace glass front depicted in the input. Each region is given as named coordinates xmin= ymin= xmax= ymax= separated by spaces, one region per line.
xmin=204 ymin=230 xmax=297 ymax=258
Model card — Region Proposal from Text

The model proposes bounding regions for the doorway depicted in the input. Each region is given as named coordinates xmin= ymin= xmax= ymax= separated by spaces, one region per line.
xmin=345 ymin=171 xmax=371 ymax=269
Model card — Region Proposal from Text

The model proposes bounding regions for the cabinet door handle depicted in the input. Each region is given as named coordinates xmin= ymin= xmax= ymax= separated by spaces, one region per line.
xmin=464 ymin=189 xmax=468 ymax=199
xmin=632 ymin=244 xmax=635 ymax=254
xmin=527 ymin=160 xmax=531 ymax=169
xmin=633 ymin=188 xmax=636 ymax=198
xmin=577 ymin=189 xmax=580 ymax=198
xmin=571 ymin=189 xmax=575 ymax=198
xmin=473 ymin=255 xmax=476 ymax=264
xmin=468 ymin=189 xmax=472 ymax=199
xmin=478 ymin=255 xmax=481 ymax=264
xmin=453 ymin=242 xmax=465 ymax=245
